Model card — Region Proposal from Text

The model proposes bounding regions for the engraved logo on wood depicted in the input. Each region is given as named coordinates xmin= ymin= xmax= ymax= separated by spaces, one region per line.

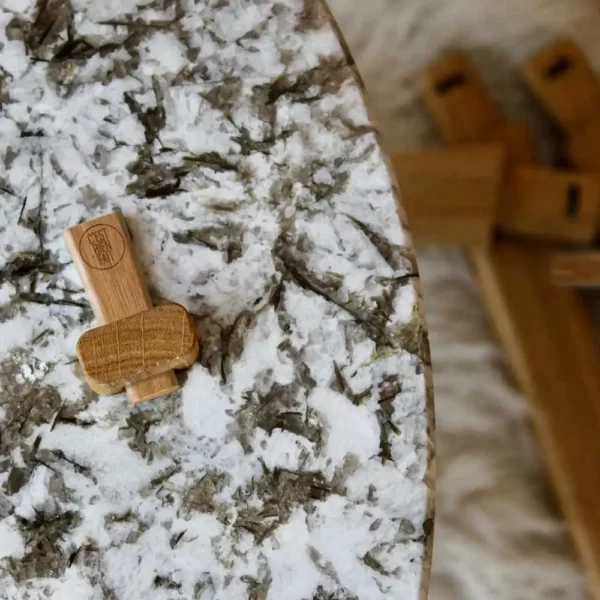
xmin=79 ymin=224 xmax=126 ymax=270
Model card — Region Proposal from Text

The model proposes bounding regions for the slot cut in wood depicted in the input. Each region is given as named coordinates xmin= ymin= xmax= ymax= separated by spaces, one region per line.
xmin=64 ymin=212 xmax=180 ymax=404
xmin=545 ymin=55 xmax=572 ymax=79
xmin=434 ymin=73 xmax=467 ymax=95
xmin=421 ymin=54 xmax=538 ymax=167
xmin=522 ymin=39 xmax=600 ymax=134
xmin=472 ymin=242 xmax=600 ymax=597
xmin=416 ymin=52 xmax=600 ymax=597
xmin=498 ymin=167 xmax=600 ymax=244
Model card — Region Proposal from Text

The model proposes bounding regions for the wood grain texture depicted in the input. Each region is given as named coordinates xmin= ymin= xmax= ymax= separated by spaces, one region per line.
xmin=521 ymin=38 xmax=600 ymax=134
xmin=64 ymin=212 xmax=179 ymax=403
xmin=77 ymin=304 xmax=199 ymax=395
xmin=420 ymin=53 xmax=504 ymax=144
xmin=568 ymin=121 xmax=600 ymax=174
xmin=391 ymin=145 xmax=505 ymax=245
xmin=550 ymin=251 xmax=600 ymax=288
xmin=498 ymin=166 xmax=600 ymax=243
xmin=472 ymin=241 xmax=600 ymax=595
xmin=486 ymin=121 xmax=538 ymax=166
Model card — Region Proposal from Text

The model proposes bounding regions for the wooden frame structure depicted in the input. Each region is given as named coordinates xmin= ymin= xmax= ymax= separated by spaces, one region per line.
xmin=392 ymin=45 xmax=600 ymax=598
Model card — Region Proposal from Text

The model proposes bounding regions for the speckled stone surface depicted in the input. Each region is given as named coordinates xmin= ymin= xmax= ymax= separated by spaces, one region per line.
xmin=0 ymin=1 xmax=434 ymax=599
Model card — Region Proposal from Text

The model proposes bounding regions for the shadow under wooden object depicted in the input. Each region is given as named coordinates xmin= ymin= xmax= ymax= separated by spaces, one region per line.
xmin=398 ymin=50 xmax=600 ymax=598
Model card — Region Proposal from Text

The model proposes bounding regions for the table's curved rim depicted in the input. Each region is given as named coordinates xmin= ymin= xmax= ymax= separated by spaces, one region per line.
xmin=319 ymin=1 xmax=435 ymax=596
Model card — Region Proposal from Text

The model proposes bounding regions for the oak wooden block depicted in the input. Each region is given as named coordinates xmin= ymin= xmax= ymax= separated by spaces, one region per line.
xmin=420 ymin=53 xmax=504 ymax=144
xmin=498 ymin=166 xmax=600 ymax=243
xmin=550 ymin=251 xmax=600 ymax=288
xmin=521 ymin=39 xmax=600 ymax=134
xmin=77 ymin=304 xmax=199 ymax=395
xmin=392 ymin=145 xmax=505 ymax=245
xmin=485 ymin=121 xmax=538 ymax=166
xmin=64 ymin=212 xmax=179 ymax=404
xmin=568 ymin=120 xmax=600 ymax=174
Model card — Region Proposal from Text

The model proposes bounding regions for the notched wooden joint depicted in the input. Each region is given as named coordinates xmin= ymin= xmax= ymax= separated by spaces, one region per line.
xmin=566 ymin=184 xmax=581 ymax=218
xmin=420 ymin=53 xmax=503 ymax=143
xmin=521 ymin=38 xmax=600 ymax=134
xmin=550 ymin=251 xmax=600 ymax=288
xmin=544 ymin=55 xmax=572 ymax=79
xmin=391 ymin=144 xmax=505 ymax=246
xmin=77 ymin=303 xmax=199 ymax=396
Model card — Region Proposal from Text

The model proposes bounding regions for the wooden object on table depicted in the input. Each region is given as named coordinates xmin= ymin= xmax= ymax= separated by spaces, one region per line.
xmin=498 ymin=167 xmax=600 ymax=243
xmin=418 ymin=53 xmax=600 ymax=595
xmin=568 ymin=121 xmax=600 ymax=173
xmin=472 ymin=241 xmax=600 ymax=595
xmin=550 ymin=251 xmax=600 ymax=288
xmin=391 ymin=145 xmax=505 ymax=245
xmin=77 ymin=304 xmax=199 ymax=395
xmin=420 ymin=53 xmax=504 ymax=143
xmin=64 ymin=212 xmax=179 ymax=404
xmin=521 ymin=38 xmax=600 ymax=134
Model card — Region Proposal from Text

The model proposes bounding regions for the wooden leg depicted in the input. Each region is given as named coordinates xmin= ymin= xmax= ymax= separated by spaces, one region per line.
xmin=472 ymin=240 xmax=600 ymax=593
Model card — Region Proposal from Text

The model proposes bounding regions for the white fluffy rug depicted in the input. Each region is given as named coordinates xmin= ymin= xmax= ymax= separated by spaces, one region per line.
xmin=327 ymin=1 xmax=600 ymax=598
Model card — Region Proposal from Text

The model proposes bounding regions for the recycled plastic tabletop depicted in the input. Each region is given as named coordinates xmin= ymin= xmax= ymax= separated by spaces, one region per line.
xmin=0 ymin=1 xmax=434 ymax=598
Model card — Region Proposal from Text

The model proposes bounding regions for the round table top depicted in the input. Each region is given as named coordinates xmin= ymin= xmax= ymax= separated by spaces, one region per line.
xmin=0 ymin=1 xmax=433 ymax=599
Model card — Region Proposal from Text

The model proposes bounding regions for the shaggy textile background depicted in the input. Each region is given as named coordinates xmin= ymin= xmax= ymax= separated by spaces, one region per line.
xmin=327 ymin=0 xmax=600 ymax=598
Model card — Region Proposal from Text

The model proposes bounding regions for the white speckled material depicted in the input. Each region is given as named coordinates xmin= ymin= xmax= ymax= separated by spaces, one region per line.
xmin=0 ymin=1 xmax=433 ymax=598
